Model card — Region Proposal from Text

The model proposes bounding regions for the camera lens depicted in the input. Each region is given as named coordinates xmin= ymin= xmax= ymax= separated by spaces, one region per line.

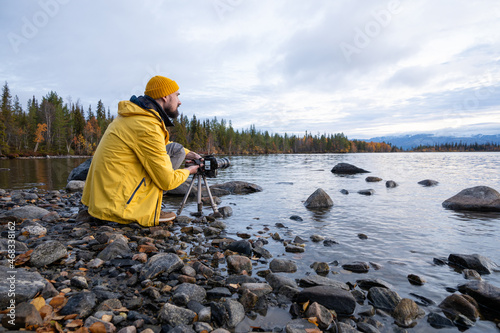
xmin=215 ymin=157 xmax=231 ymax=169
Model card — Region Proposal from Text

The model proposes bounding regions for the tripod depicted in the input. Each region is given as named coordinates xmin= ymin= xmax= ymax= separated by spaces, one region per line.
xmin=177 ymin=173 xmax=221 ymax=216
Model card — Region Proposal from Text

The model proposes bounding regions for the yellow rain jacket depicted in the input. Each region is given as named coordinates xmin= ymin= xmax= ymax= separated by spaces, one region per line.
xmin=81 ymin=98 xmax=190 ymax=227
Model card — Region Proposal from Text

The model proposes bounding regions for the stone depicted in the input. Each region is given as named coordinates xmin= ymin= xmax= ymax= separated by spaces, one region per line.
xmin=392 ymin=298 xmax=424 ymax=328
xmin=358 ymin=189 xmax=375 ymax=195
xmin=295 ymin=285 xmax=357 ymax=315
xmin=265 ymin=273 xmax=298 ymax=291
xmin=173 ymin=283 xmax=207 ymax=305
xmin=367 ymin=287 xmax=402 ymax=312
xmin=68 ymin=158 xmax=92 ymax=181
xmin=224 ymin=299 xmax=245 ymax=328
xmin=310 ymin=261 xmax=330 ymax=275
xmin=207 ymin=287 xmax=232 ymax=299
xmin=97 ymin=239 xmax=132 ymax=261
xmin=41 ymin=211 xmax=59 ymax=222
xmin=219 ymin=206 xmax=233 ymax=217
xmin=20 ymin=222 xmax=47 ymax=236
xmin=407 ymin=274 xmax=426 ymax=285
xmin=66 ymin=180 xmax=85 ymax=192
xmin=427 ymin=312 xmax=454 ymax=329
xmin=159 ymin=303 xmax=196 ymax=326
xmin=458 ymin=280 xmax=500 ymax=314
xmin=0 ymin=238 xmax=28 ymax=253
xmin=1 ymin=302 xmax=43 ymax=330
xmin=304 ymin=188 xmax=333 ymax=208
xmin=448 ymin=253 xmax=497 ymax=274
xmin=60 ymin=291 xmax=97 ymax=318
xmin=139 ymin=253 xmax=184 ymax=280
xmin=305 ymin=302 xmax=333 ymax=329
xmin=331 ymin=163 xmax=370 ymax=174
xmin=226 ymin=255 xmax=252 ymax=273
xmin=6 ymin=205 xmax=50 ymax=219
xmin=290 ymin=215 xmax=303 ymax=221
xmin=30 ymin=240 xmax=67 ymax=267
xmin=366 ymin=176 xmax=382 ymax=182
xmin=299 ymin=275 xmax=349 ymax=290
xmin=285 ymin=245 xmax=305 ymax=253
xmin=239 ymin=283 xmax=273 ymax=297
xmin=439 ymin=293 xmax=479 ymax=322
xmin=117 ymin=327 xmax=137 ymax=333
xmin=269 ymin=258 xmax=297 ymax=273
xmin=253 ymin=246 xmax=272 ymax=259
xmin=226 ymin=240 xmax=252 ymax=256
xmin=463 ymin=269 xmax=482 ymax=280
xmin=310 ymin=234 xmax=325 ymax=242
xmin=71 ymin=276 xmax=89 ymax=289
xmin=210 ymin=181 xmax=263 ymax=195
xmin=285 ymin=318 xmax=320 ymax=333
xmin=356 ymin=279 xmax=393 ymax=290
xmin=84 ymin=316 xmax=117 ymax=332
xmin=386 ymin=180 xmax=398 ymax=188
xmin=442 ymin=186 xmax=500 ymax=211
xmin=418 ymin=179 xmax=439 ymax=186
xmin=342 ymin=261 xmax=370 ymax=273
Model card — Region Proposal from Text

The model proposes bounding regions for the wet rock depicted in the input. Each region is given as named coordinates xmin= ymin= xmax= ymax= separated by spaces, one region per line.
xmin=442 ymin=186 xmax=500 ymax=211
xmin=207 ymin=287 xmax=232 ymax=300
xmin=266 ymin=273 xmax=298 ymax=292
xmin=5 ymin=205 xmax=50 ymax=219
xmin=331 ymin=163 xmax=370 ymax=174
xmin=224 ymin=299 xmax=245 ymax=328
xmin=358 ymin=189 xmax=375 ymax=195
xmin=310 ymin=234 xmax=325 ymax=242
xmin=310 ymin=261 xmax=330 ymax=275
xmin=68 ymin=158 xmax=92 ymax=181
xmin=66 ymin=180 xmax=85 ymax=192
xmin=458 ymin=280 xmax=500 ymax=314
xmin=463 ymin=269 xmax=482 ymax=280
xmin=219 ymin=206 xmax=233 ymax=217
xmin=427 ymin=312 xmax=455 ymax=329
xmin=366 ymin=176 xmax=382 ymax=182
xmin=60 ymin=291 xmax=97 ymax=318
xmin=356 ymin=322 xmax=379 ymax=333
xmin=448 ymin=253 xmax=497 ymax=274
xmin=299 ymin=275 xmax=349 ymax=290
xmin=269 ymin=258 xmax=297 ymax=273
xmin=356 ymin=278 xmax=393 ymax=291
xmin=30 ymin=240 xmax=67 ymax=267
xmin=367 ymin=287 xmax=402 ymax=312
xmin=304 ymin=188 xmax=333 ymax=208
xmin=139 ymin=253 xmax=184 ymax=280
xmin=342 ymin=261 xmax=370 ymax=273
xmin=323 ymin=238 xmax=338 ymax=246
xmin=337 ymin=322 xmax=360 ymax=333
xmin=392 ymin=298 xmax=424 ymax=328
xmin=210 ymin=181 xmax=263 ymax=195
xmin=296 ymin=285 xmax=357 ymax=315
xmin=438 ymin=293 xmax=479 ymax=322
xmin=358 ymin=233 xmax=368 ymax=240
xmin=418 ymin=179 xmax=439 ymax=187
xmin=159 ymin=303 xmax=197 ymax=326
xmin=407 ymin=274 xmax=426 ymax=285
xmin=386 ymin=180 xmax=398 ymax=188
xmin=285 ymin=318 xmax=320 ymax=332
xmin=285 ymin=244 xmax=304 ymax=253
xmin=97 ymin=239 xmax=131 ymax=261
xmin=1 ymin=302 xmax=43 ymax=330
xmin=227 ymin=240 xmax=252 ymax=256
xmin=305 ymin=301 xmax=333 ymax=329
xmin=253 ymin=246 xmax=272 ymax=259
xmin=239 ymin=283 xmax=273 ymax=297
xmin=173 ymin=283 xmax=207 ymax=306
xmin=290 ymin=215 xmax=303 ymax=221
xmin=226 ymin=255 xmax=252 ymax=273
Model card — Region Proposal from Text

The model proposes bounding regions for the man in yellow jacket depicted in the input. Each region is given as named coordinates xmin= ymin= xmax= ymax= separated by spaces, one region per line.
xmin=82 ymin=76 xmax=201 ymax=227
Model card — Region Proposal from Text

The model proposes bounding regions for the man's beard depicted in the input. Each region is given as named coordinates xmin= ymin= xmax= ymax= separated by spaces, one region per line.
xmin=164 ymin=105 xmax=179 ymax=119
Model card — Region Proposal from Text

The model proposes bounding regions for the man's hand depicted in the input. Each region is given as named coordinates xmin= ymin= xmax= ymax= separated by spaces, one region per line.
xmin=186 ymin=151 xmax=202 ymax=160
xmin=186 ymin=165 xmax=200 ymax=175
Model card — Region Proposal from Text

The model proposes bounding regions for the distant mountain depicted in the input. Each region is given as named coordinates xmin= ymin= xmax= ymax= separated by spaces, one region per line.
xmin=367 ymin=134 xmax=500 ymax=150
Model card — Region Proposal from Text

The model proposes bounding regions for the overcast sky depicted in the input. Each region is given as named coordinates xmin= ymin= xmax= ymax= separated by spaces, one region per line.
xmin=1 ymin=0 xmax=500 ymax=139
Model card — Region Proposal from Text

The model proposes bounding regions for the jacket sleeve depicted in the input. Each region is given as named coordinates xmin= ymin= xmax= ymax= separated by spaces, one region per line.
xmin=136 ymin=130 xmax=190 ymax=191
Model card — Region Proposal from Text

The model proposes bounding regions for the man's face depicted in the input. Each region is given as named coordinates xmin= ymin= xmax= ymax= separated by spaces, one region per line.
xmin=164 ymin=92 xmax=181 ymax=118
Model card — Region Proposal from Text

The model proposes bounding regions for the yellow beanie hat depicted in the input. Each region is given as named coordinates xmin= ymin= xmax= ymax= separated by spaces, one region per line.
xmin=144 ymin=75 xmax=179 ymax=99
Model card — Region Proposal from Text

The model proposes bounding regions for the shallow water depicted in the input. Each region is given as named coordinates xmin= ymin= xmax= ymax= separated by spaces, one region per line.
xmin=2 ymin=152 xmax=500 ymax=332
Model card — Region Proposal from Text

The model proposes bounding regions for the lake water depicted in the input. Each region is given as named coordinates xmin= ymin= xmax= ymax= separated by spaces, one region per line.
xmin=1 ymin=153 xmax=500 ymax=332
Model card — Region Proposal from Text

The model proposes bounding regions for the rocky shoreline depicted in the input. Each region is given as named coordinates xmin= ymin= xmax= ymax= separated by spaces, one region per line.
xmin=0 ymin=182 xmax=499 ymax=332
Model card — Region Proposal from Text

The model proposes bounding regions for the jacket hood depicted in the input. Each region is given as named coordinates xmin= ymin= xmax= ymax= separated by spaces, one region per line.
xmin=121 ymin=95 xmax=174 ymax=127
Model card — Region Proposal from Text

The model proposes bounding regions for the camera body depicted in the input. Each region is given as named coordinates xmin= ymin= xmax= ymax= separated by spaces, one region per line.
xmin=187 ymin=155 xmax=230 ymax=178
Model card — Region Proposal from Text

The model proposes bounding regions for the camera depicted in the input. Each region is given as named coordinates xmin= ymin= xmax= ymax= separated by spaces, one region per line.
xmin=187 ymin=155 xmax=231 ymax=178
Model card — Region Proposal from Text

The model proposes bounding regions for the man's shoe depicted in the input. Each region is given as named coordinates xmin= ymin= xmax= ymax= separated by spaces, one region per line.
xmin=159 ymin=211 xmax=176 ymax=222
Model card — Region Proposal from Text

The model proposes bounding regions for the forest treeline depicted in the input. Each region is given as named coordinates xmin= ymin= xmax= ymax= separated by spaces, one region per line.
xmin=1 ymin=81 xmax=497 ymax=157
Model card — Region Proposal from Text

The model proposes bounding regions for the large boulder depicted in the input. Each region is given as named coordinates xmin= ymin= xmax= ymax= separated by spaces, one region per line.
xmin=167 ymin=180 xmax=263 ymax=197
xmin=304 ymin=188 xmax=333 ymax=208
xmin=458 ymin=281 xmax=500 ymax=315
xmin=442 ymin=186 xmax=500 ymax=212
xmin=295 ymin=285 xmax=357 ymax=315
xmin=67 ymin=158 xmax=92 ymax=182
xmin=331 ymin=163 xmax=369 ymax=174
xmin=448 ymin=253 xmax=497 ymax=275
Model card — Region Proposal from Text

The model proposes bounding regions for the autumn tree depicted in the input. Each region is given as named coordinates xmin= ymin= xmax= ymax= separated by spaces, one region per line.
xmin=34 ymin=123 xmax=47 ymax=152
